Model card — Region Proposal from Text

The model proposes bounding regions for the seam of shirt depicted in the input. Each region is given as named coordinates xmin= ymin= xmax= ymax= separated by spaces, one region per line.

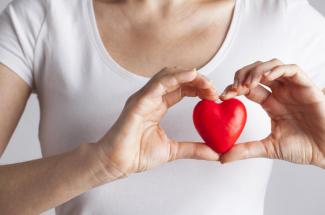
xmin=32 ymin=0 xmax=49 ymax=94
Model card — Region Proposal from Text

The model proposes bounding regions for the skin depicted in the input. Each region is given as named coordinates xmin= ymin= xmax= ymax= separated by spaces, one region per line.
xmin=0 ymin=0 xmax=324 ymax=214
xmin=93 ymin=0 xmax=235 ymax=76
xmin=220 ymin=59 xmax=325 ymax=168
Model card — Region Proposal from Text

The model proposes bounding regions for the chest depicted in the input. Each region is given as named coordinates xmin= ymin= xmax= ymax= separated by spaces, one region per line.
xmin=93 ymin=3 xmax=234 ymax=77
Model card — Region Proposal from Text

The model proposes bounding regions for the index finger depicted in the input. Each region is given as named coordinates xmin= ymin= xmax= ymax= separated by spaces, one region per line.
xmin=142 ymin=68 xmax=198 ymax=98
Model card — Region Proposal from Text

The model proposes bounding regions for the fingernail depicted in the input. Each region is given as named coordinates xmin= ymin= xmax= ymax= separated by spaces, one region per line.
xmin=185 ymin=68 xmax=196 ymax=73
xmin=220 ymin=95 xmax=228 ymax=101
xmin=220 ymin=92 xmax=226 ymax=98
xmin=222 ymin=91 xmax=237 ymax=100
xmin=188 ymin=69 xmax=197 ymax=76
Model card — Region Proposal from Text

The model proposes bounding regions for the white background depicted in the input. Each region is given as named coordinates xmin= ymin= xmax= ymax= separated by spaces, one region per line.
xmin=0 ymin=0 xmax=325 ymax=215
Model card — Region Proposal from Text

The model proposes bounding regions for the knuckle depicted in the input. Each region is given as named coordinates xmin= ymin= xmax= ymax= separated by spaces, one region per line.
xmin=154 ymin=79 xmax=167 ymax=94
xmin=192 ymin=144 xmax=201 ymax=158
xmin=169 ymin=141 xmax=179 ymax=161
xmin=291 ymin=64 xmax=301 ymax=71
xmin=162 ymin=67 xmax=175 ymax=74
xmin=160 ymin=67 xmax=170 ymax=73
xmin=271 ymin=65 xmax=285 ymax=72
xmin=155 ymin=67 xmax=171 ymax=79
xmin=271 ymin=65 xmax=282 ymax=71
xmin=159 ymin=73 xmax=177 ymax=88
xmin=125 ymin=93 xmax=138 ymax=107
xmin=126 ymin=93 xmax=136 ymax=104
xmin=251 ymin=67 xmax=261 ymax=76
xmin=235 ymin=69 xmax=244 ymax=78
xmin=169 ymin=74 xmax=179 ymax=85
xmin=126 ymin=89 xmax=146 ymax=107
xmin=271 ymin=58 xmax=283 ymax=64
xmin=252 ymin=68 xmax=262 ymax=76
xmin=234 ymin=70 xmax=240 ymax=78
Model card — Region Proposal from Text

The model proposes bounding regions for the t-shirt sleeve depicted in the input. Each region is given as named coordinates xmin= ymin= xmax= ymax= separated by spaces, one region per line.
xmin=0 ymin=0 xmax=47 ymax=91
xmin=286 ymin=0 xmax=325 ymax=88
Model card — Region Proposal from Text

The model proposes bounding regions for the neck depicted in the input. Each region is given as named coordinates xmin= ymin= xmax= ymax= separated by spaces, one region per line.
xmin=95 ymin=0 xmax=230 ymax=16
xmin=96 ymin=0 xmax=201 ymax=7
xmin=93 ymin=0 xmax=234 ymax=22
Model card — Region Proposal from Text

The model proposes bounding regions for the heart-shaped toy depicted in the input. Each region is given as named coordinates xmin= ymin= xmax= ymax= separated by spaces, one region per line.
xmin=193 ymin=99 xmax=247 ymax=154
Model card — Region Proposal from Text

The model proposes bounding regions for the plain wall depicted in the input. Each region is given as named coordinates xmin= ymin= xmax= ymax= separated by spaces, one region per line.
xmin=0 ymin=1 xmax=325 ymax=215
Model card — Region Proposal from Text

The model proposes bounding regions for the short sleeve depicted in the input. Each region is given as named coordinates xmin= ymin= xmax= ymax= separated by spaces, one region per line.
xmin=0 ymin=0 xmax=47 ymax=92
xmin=286 ymin=0 xmax=325 ymax=88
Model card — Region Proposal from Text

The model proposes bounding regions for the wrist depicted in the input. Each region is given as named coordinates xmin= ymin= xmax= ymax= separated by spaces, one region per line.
xmin=76 ymin=143 xmax=128 ymax=186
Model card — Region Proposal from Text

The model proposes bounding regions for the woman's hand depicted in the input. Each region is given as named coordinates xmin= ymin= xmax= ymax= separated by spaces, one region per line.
xmin=220 ymin=59 xmax=325 ymax=168
xmin=95 ymin=68 xmax=220 ymax=181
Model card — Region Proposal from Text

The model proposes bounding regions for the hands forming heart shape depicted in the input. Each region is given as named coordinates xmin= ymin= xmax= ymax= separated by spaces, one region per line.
xmin=97 ymin=59 xmax=325 ymax=181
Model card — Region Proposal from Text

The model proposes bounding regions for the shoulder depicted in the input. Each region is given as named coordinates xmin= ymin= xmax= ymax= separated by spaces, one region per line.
xmin=0 ymin=0 xmax=85 ymax=36
xmin=243 ymin=0 xmax=285 ymax=11
xmin=284 ymin=0 xmax=309 ymax=7
xmin=244 ymin=0 xmax=325 ymax=25
xmin=3 ymin=0 xmax=83 ymax=18
xmin=283 ymin=0 xmax=325 ymax=33
xmin=244 ymin=0 xmax=314 ymax=12
xmin=4 ymin=0 xmax=48 ymax=16
xmin=0 ymin=0 xmax=48 ymax=30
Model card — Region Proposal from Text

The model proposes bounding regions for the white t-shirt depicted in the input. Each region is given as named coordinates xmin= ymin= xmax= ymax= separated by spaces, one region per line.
xmin=1 ymin=0 xmax=325 ymax=214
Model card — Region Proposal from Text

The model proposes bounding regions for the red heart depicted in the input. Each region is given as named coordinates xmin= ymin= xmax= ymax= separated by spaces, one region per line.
xmin=193 ymin=99 xmax=247 ymax=154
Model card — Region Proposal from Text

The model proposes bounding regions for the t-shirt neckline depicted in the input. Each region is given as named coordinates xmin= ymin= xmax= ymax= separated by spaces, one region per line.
xmin=84 ymin=0 xmax=243 ymax=82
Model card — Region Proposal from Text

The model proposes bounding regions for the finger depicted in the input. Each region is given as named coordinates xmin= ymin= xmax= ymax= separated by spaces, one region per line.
xmin=162 ymin=75 xmax=219 ymax=108
xmin=245 ymin=84 xmax=271 ymax=105
xmin=169 ymin=141 xmax=220 ymax=161
xmin=163 ymin=85 xmax=218 ymax=108
xmin=197 ymin=88 xmax=219 ymax=100
xmin=264 ymin=64 xmax=313 ymax=87
xmin=144 ymin=68 xmax=198 ymax=98
xmin=188 ymin=74 xmax=218 ymax=98
xmin=220 ymin=138 xmax=273 ymax=163
xmin=189 ymin=74 xmax=213 ymax=89
xmin=221 ymin=84 xmax=271 ymax=104
xmin=222 ymin=59 xmax=284 ymax=99
xmin=233 ymin=61 xmax=262 ymax=88
xmin=162 ymin=86 xmax=196 ymax=108
xmin=242 ymin=58 xmax=283 ymax=88
xmin=221 ymin=84 xmax=249 ymax=100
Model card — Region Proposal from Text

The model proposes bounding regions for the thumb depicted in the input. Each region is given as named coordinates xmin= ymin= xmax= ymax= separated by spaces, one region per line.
xmin=170 ymin=141 xmax=220 ymax=161
xmin=220 ymin=138 xmax=273 ymax=163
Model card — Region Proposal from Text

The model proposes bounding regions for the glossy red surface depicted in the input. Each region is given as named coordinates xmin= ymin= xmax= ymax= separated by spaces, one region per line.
xmin=193 ymin=99 xmax=247 ymax=154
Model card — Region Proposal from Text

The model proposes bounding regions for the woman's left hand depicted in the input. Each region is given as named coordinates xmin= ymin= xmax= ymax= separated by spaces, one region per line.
xmin=220 ymin=59 xmax=325 ymax=168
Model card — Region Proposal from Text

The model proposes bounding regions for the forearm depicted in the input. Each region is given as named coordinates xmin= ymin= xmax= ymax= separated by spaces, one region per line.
xmin=0 ymin=143 xmax=121 ymax=214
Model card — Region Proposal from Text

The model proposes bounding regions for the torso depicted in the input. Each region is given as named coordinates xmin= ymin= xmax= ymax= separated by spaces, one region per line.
xmin=93 ymin=0 xmax=235 ymax=76
xmin=2 ymin=0 xmax=325 ymax=214
xmin=33 ymin=0 xmax=289 ymax=214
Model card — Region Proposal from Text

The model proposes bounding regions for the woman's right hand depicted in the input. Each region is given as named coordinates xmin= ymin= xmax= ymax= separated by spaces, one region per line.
xmin=95 ymin=68 xmax=220 ymax=181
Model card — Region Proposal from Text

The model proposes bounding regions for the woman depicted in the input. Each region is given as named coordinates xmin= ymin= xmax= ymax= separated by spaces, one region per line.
xmin=0 ymin=0 xmax=324 ymax=214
